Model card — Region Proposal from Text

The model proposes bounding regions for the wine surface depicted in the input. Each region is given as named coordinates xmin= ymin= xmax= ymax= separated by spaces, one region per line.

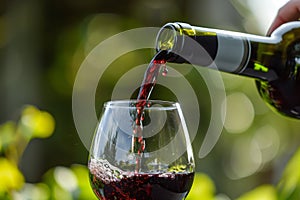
xmin=89 ymin=158 xmax=194 ymax=200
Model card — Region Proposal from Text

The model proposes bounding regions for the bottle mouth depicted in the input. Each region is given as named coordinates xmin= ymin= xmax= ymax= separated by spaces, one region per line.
xmin=155 ymin=23 xmax=179 ymax=52
xmin=155 ymin=22 xmax=195 ymax=54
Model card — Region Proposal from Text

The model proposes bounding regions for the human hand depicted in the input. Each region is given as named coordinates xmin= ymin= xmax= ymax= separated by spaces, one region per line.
xmin=267 ymin=0 xmax=300 ymax=35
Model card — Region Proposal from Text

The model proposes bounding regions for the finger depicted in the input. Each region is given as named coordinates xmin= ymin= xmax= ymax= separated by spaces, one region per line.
xmin=267 ymin=0 xmax=300 ymax=35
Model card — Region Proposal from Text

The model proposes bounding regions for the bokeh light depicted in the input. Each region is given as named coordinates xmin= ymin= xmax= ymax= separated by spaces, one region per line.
xmin=222 ymin=92 xmax=255 ymax=134
xmin=253 ymin=125 xmax=280 ymax=164
xmin=225 ymin=136 xmax=262 ymax=179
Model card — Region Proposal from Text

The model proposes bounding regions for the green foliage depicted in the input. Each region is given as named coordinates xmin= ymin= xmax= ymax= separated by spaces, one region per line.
xmin=186 ymin=149 xmax=300 ymax=200
xmin=186 ymin=173 xmax=215 ymax=200
xmin=0 ymin=105 xmax=54 ymax=199
xmin=0 ymin=106 xmax=96 ymax=200
xmin=0 ymin=158 xmax=24 ymax=197
xmin=236 ymin=185 xmax=277 ymax=200
xmin=277 ymin=148 xmax=300 ymax=200
xmin=31 ymin=165 xmax=96 ymax=200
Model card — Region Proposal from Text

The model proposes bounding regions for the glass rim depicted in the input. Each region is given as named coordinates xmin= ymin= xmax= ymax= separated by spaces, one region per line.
xmin=103 ymin=99 xmax=180 ymax=110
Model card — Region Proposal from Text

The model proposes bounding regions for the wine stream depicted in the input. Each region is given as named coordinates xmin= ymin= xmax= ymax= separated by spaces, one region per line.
xmin=133 ymin=50 xmax=168 ymax=172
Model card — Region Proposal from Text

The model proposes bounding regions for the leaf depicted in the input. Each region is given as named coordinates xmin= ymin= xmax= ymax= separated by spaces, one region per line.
xmin=236 ymin=185 xmax=277 ymax=200
xmin=0 ymin=158 xmax=25 ymax=193
xmin=277 ymin=148 xmax=300 ymax=200
xmin=0 ymin=122 xmax=17 ymax=153
xmin=186 ymin=173 xmax=215 ymax=200
xmin=13 ymin=183 xmax=50 ymax=200
xmin=71 ymin=164 xmax=98 ymax=200
xmin=19 ymin=105 xmax=55 ymax=139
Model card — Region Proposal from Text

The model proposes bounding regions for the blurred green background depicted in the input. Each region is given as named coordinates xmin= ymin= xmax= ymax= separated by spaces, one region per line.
xmin=1 ymin=0 xmax=300 ymax=199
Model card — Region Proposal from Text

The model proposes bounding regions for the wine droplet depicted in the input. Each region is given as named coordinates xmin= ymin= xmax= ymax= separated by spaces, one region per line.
xmin=162 ymin=65 xmax=168 ymax=76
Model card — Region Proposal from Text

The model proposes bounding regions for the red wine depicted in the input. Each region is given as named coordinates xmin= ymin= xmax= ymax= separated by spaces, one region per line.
xmin=132 ymin=50 xmax=168 ymax=172
xmin=89 ymin=158 xmax=194 ymax=200
xmin=136 ymin=50 xmax=168 ymax=114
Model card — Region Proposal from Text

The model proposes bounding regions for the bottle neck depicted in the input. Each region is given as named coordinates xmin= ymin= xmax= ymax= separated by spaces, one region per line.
xmin=155 ymin=22 xmax=281 ymax=81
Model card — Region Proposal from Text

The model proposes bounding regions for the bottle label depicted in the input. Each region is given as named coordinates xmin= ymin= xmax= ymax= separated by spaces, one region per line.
xmin=208 ymin=33 xmax=250 ymax=73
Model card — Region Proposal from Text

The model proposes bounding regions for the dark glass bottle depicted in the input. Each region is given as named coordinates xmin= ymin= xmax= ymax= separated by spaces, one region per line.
xmin=155 ymin=22 xmax=300 ymax=119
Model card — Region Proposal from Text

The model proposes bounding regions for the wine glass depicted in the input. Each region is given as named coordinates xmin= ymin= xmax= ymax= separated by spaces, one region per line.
xmin=88 ymin=100 xmax=195 ymax=200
